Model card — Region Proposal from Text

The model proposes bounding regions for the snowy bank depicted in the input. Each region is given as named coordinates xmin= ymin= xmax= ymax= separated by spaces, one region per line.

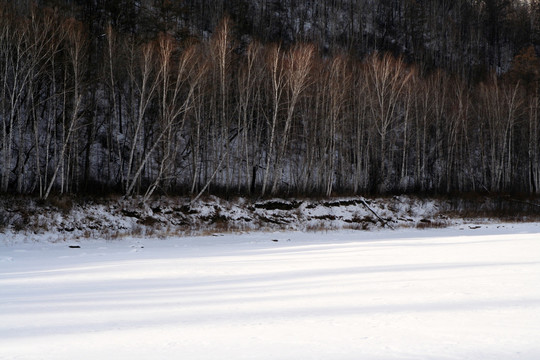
xmin=2 ymin=195 xmax=445 ymax=242
xmin=1 ymin=195 xmax=539 ymax=242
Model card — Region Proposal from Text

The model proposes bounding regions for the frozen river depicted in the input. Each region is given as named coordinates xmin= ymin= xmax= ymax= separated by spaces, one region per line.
xmin=1 ymin=224 xmax=540 ymax=359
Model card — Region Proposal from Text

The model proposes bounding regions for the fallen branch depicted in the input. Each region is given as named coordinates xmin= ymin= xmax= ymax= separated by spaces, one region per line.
xmin=360 ymin=198 xmax=395 ymax=230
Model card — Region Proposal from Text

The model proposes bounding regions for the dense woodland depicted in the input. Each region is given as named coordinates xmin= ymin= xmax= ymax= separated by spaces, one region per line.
xmin=2 ymin=0 xmax=540 ymax=199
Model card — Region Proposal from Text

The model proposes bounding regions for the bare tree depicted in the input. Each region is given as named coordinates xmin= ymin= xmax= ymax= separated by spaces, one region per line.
xmin=44 ymin=18 xmax=86 ymax=199
xmin=123 ymin=40 xmax=160 ymax=197
xmin=270 ymin=43 xmax=314 ymax=194
xmin=323 ymin=54 xmax=350 ymax=196
xmin=143 ymin=36 xmax=202 ymax=201
xmin=0 ymin=9 xmax=30 ymax=193
xmin=398 ymin=65 xmax=417 ymax=191
xmin=188 ymin=47 xmax=210 ymax=195
xmin=237 ymin=41 xmax=264 ymax=193
xmin=365 ymin=52 xmax=412 ymax=192
xmin=478 ymin=74 xmax=522 ymax=192
xmin=261 ymin=43 xmax=285 ymax=196
xmin=208 ymin=17 xmax=234 ymax=192
xmin=28 ymin=8 xmax=64 ymax=197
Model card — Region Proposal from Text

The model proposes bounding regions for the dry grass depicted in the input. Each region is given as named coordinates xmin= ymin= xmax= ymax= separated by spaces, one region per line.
xmin=47 ymin=196 xmax=74 ymax=213
xmin=343 ymin=223 xmax=369 ymax=231
xmin=305 ymin=223 xmax=333 ymax=232
xmin=415 ymin=219 xmax=449 ymax=229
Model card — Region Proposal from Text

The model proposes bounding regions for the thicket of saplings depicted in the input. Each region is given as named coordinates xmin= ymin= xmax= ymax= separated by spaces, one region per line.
xmin=1 ymin=5 xmax=540 ymax=203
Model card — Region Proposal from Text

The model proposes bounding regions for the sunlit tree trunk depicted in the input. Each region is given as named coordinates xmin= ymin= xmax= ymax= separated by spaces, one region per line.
xmin=271 ymin=43 xmax=313 ymax=194
xmin=366 ymin=52 xmax=412 ymax=193
xmin=124 ymin=41 xmax=160 ymax=197
xmin=261 ymin=44 xmax=285 ymax=196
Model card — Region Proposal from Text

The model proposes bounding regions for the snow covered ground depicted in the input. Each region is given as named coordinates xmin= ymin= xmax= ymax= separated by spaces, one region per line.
xmin=1 ymin=224 xmax=540 ymax=359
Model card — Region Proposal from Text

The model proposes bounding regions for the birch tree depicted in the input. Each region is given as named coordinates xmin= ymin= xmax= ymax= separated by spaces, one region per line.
xmin=366 ymin=52 xmax=412 ymax=192
xmin=270 ymin=43 xmax=314 ymax=194
xmin=123 ymin=40 xmax=160 ymax=197
xmin=44 ymin=18 xmax=86 ymax=199
xmin=143 ymin=36 xmax=202 ymax=201
xmin=261 ymin=44 xmax=285 ymax=196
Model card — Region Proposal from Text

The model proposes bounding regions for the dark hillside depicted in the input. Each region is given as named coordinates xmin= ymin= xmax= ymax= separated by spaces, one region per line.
xmin=1 ymin=1 xmax=540 ymax=199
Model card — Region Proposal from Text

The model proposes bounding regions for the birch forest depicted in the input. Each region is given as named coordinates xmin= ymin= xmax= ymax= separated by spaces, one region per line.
xmin=2 ymin=0 xmax=540 ymax=198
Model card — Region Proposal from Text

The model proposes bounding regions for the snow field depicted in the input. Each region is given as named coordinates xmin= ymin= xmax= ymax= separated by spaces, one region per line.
xmin=1 ymin=225 xmax=540 ymax=359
